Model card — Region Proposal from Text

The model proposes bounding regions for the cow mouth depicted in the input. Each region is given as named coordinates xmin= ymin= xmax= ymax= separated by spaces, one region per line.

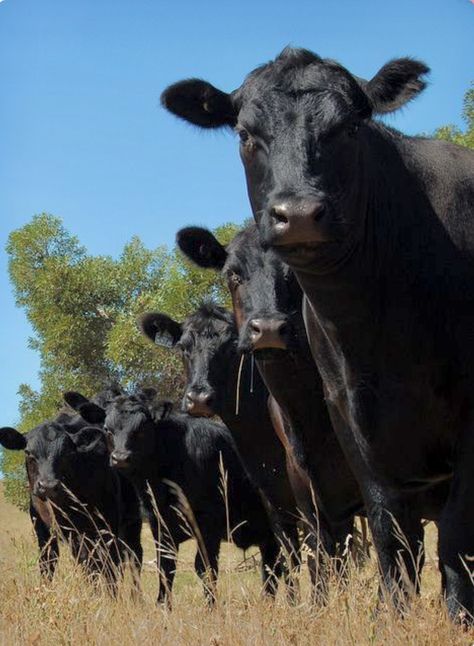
xmin=185 ymin=405 xmax=216 ymax=418
xmin=252 ymin=348 xmax=288 ymax=361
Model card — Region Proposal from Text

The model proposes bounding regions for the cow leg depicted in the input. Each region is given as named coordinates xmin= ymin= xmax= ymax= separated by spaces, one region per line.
xmin=149 ymin=516 xmax=177 ymax=608
xmin=438 ymin=429 xmax=474 ymax=623
xmin=121 ymin=518 xmax=143 ymax=598
xmin=305 ymin=513 xmax=337 ymax=605
xmin=194 ymin=532 xmax=220 ymax=606
xmin=31 ymin=504 xmax=58 ymax=580
xmin=278 ymin=523 xmax=301 ymax=605
xmin=364 ymin=484 xmax=424 ymax=610
xmin=259 ymin=536 xmax=281 ymax=598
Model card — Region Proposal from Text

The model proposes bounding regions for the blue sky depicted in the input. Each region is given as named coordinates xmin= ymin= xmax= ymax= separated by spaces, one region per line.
xmin=0 ymin=0 xmax=472 ymax=429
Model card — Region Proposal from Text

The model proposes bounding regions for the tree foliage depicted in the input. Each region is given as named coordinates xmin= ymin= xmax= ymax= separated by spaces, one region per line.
xmin=433 ymin=84 xmax=474 ymax=149
xmin=2 ymin=213 xmax=239 ymax=508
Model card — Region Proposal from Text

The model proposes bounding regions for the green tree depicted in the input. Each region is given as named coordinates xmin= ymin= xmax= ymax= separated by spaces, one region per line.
xmin=2 ymin=214 xmax=240 ymax=508
xmin=433 ymin=84 xmax=474 ymax=149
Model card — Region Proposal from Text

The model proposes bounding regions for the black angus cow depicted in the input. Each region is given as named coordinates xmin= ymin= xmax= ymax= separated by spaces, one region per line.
xmin=177 ymin=224 xmax=364 ymax=572
xmin=0 ymin=411 xmax=142 ymax=589
xmin=140 ymin=305 xmax=302 ymax=601
xmin=161 ymin=48 xmax=474 ymax=618
xmin=64 ymin=389 xmax=282 ymax=606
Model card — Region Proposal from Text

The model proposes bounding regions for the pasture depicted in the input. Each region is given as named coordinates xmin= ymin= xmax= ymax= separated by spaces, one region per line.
xmin=0 ymin=483 xmax=469 ymax=645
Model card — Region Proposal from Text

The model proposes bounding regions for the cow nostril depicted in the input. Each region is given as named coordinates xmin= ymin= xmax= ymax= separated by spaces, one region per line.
xmin=249 ymin=320 xmax=262 ymax=334
xmin=270 ymin=206 xmax=288 ymax=224
xmin=313 ymin=204 xmax=325 ymax=222
xmin=277 ymin=322 xmax=288 ymax=337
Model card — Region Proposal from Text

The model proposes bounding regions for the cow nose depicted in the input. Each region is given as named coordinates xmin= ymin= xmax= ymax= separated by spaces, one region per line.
xmin=110 ymin=451 xmax=132 ymax=469
xmin=268 ymin=199 xmax=327 ymax=245
xmin=37 ymin=479 xmax=60 ymax=498
xmin=249 ymin=319 xmax=288 ymax=351
xmin=185 ymin=391 xmax=214 ymax=417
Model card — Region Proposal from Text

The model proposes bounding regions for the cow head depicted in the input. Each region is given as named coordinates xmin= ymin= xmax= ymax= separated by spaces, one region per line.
xmin=163 ymin=48 xmax=429 ymax=271
xmin=140 ymin=305 xmax=238 ymax=417
xmin=64 ymin=389 xmax=171 ymax=472
xmin=0 ymin=417 xmax=107 ymax=503
xmin=177 ymin=225 xmax=304 ymax=358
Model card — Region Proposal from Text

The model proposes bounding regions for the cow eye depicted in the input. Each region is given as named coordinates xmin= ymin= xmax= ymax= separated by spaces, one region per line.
xmin=238 ymin=128 xmax=250 ymax=144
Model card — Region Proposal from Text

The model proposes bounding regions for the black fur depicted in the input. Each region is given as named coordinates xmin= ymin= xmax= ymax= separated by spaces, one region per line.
xmin=68 ymin=390 xmax=281 ymax=606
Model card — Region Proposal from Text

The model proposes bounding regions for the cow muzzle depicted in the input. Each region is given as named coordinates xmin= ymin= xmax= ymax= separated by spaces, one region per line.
xmin=184 ymin=391 xmax=215 ymax=417
xmin=110 ymin=451 xmax=132 ymax=469
xmin=267 ymin=199 xmax=330 ymax=246
xmin=248 ymin=318 xmax=288 ymax=351
xmin=35 ymin=479 xmax=61 ymax=500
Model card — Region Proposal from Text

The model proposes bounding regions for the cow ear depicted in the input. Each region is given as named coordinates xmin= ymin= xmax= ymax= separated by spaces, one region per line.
xmin=64 ymin=391 xmax=89 ymax=411
xmin=177 ymin=227 xmax=227 ymax=270
xmin=139 ymin=313 xmax=182 ymax=349
xmin=78 ymin=403 xmax=106 ymax=424
xmin=0 ymin=427 xmax=27 ymax=451
xmin=365 ymin=58 xmax=429 ymax=114
xmin=70 ymin=427 xmax=106 ymax=454
xmin=161 ymin=79 xmax=236 ymax=129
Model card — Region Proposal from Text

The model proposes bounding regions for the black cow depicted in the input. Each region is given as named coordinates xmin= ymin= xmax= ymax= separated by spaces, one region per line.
xmin=0 ymin=411 xmax=142 ymax=589
xmin=177 ymin=224 xmax=363 ymax=572
xmin=162 ymin=48 xmax=474 ymax=618
xmin=64 ymin=389 xmax=282 ymax=606
xmin=140 ymin=305 xmax=302 ymax=601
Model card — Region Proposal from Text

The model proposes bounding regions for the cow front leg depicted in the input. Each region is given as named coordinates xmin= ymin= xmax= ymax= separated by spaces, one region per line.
xmin=31 ymin=504 xmax=59 ymax=580
xmin=365 ymin=484 xmax=425 ymax=610
xmin=149 ymin=516 xmax=177 ymax=608
xmin=438 ymin=427 xmax=474 ymax=623
xmin=120 ymin=517 xmax=143 ymax=598
xmin=278 ymin=522 xmax=301 ymax=605
xmin=194 ymin=532 xmax=220 ymax=606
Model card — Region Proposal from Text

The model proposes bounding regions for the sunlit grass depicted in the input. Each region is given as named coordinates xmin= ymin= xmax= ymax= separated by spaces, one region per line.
xmin=0 ymin=484 xmax=471 ymax=645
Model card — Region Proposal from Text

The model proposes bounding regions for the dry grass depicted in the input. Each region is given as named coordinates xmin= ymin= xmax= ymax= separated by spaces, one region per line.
xmin=0 ymin=483 xmax=471 ymax=646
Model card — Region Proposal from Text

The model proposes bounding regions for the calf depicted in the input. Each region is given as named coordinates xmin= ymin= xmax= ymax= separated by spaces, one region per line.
xmin=64 ymin=389 xmax=282 ymax=606
xmin=177 ymin=224 xmax=363 ymax=576
xmin=161 ymin=48 xmax=472 ymax=618
xmin=140 ymin=305 xmax=302 ymax=601
xmin=0 ymin=411 xmax=142 ymax=588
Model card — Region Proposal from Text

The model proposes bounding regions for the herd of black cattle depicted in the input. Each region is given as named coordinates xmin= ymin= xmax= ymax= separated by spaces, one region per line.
xmin=1 ymin=47 xmax=474 ymax=621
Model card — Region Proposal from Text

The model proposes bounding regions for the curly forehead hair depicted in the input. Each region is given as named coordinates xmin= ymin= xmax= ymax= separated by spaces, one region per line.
xmin=183 ymin=302 xmax=236 ymax=335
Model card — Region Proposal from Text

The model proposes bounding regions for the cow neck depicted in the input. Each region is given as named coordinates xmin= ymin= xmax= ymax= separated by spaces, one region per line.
xmin=256 ymin=343 xmax=362 ymax=516
xmin=292 ymin=125 xmax=462 ymax=369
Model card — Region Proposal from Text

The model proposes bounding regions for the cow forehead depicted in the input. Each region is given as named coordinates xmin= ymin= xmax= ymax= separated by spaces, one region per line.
xmin=106 ymin=398 xmax=148 ymax=429
xmin=238 ymin=59 xmax=360 ymax=110
xmin=181 ymin=320 xmax=233 ymax=346
xmin=236 ymin=63 xmax=368 ymax=137
xmin=26 ymin=423 xmax=71 ymax=456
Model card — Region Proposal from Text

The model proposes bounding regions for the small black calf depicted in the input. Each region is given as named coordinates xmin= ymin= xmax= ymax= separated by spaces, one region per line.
xmin=0 ymin=411 xmax=142 ymax=589
xmin=64 ymin=390 xmax=281 ymax=606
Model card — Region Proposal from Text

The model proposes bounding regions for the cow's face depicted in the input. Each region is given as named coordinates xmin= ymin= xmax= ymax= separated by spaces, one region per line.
xmin=103 ymin=397 xmax=157 ymax=471
xmin=63 ymin=390 xmax=162 ymax=472
xmin=163 ymin=48 xmax=428 ymax=270
xmin=0 ymin=421 xmax=107 ymax=502
xmin=140 ymin=307 xmax=238 ymax=417
xmin=177 ymin=225 xmax=303 ymax=357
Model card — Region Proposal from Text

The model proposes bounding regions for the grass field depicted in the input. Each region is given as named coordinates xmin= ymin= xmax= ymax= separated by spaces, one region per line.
xmin=0 ymin=483 xmax=471 ymax=645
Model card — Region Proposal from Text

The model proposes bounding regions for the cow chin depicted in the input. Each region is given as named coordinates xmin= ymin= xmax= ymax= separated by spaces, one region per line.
xmin=184 ymin=404 xmax=215 ymax=419
xmin=252 ymin=347 xmax=288 ymax=361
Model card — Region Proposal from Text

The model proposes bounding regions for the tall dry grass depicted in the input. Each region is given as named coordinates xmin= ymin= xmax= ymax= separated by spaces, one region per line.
xmin=0 ymin=484 xmax=471 ymax=645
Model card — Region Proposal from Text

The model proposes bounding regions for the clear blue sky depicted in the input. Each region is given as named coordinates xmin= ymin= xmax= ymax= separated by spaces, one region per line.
xmin=0 ymin=0 xmax=472 ymax=429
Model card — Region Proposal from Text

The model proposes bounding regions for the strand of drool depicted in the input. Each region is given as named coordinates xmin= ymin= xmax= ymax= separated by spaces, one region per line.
xmin=235 ymin=353 xmax=246 ymax=416
xmin=250 ymin=353 xmax=255 ymax=394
